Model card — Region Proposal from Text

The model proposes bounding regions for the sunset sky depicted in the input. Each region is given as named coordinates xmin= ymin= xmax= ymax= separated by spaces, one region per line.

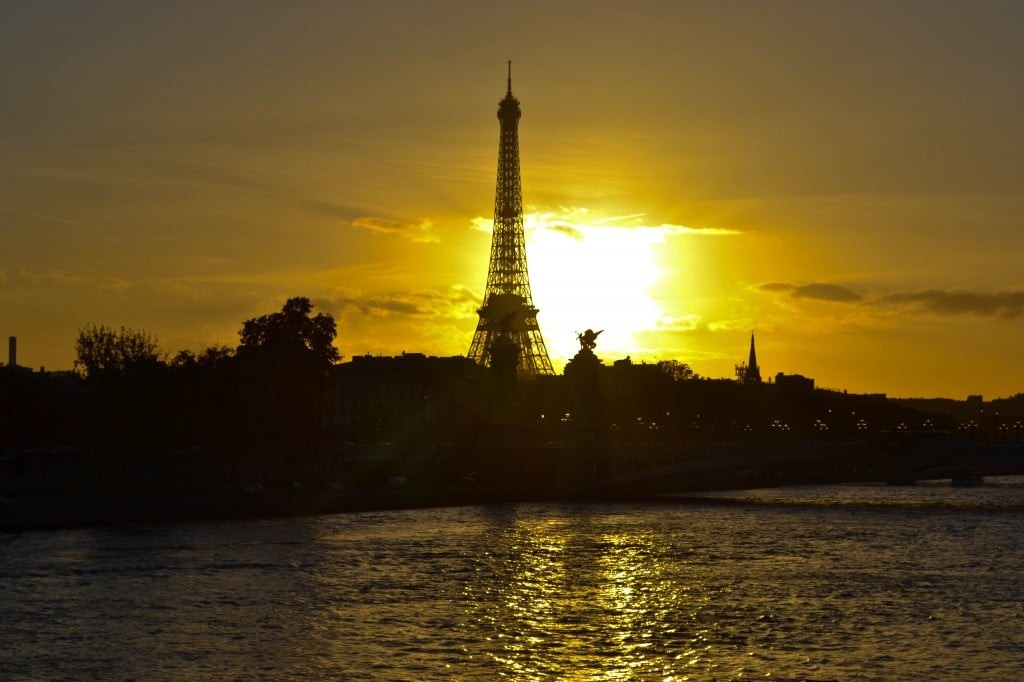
xmin=2 ymin=1 xmax=1023 ymax=398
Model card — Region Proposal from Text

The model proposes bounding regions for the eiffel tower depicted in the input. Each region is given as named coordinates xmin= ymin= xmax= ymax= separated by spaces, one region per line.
xmin=467 ymin=63 xmax=554 ymax=376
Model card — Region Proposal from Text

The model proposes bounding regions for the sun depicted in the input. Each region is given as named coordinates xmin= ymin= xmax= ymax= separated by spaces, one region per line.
xmin=466 ymin=207 xmax=717 ymax=370
xmin=523 ymin=211 xmax=666 ymax=365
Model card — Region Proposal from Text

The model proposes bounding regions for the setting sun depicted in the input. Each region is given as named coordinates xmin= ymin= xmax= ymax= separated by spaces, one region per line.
xmin=527 ymin=215 xmax=663 ymax=364
xmin=470 ymin=206 xmax=745 ymax=372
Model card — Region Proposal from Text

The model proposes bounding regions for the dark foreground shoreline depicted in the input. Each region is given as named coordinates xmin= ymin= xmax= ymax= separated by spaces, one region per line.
xmin=4 ymin=439 xmax=1023 ymax=532
xmin=0 ymin=486 xmax=730 ymax=533
xmin=7 ymin=478 xmax=1024 ymax=533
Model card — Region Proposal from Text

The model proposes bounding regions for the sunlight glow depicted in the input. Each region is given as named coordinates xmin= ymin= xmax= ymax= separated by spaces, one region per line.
xmin=526 ymin=214 xmax=663 ymax=363
xmin=470 ymin=207 xmax=739 ymax=369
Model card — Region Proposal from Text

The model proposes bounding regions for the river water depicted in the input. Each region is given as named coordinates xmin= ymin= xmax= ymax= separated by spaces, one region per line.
xmin=3 ymin=479 xmax=1024 ymax=680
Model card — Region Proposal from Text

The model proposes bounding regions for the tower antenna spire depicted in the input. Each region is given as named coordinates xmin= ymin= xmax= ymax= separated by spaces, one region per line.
xmin=507 ymin=60 xmax=512 ymax=94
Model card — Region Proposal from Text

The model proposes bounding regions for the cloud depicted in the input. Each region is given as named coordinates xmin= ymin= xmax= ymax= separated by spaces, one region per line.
xmin=325 ymin=286 xmax=479 ymax=320
xmin=524 ymin=208 xmax=740 ymax=236
xmin=759 ymin=283 xmax=1024 ymax=320
xmin=546 ymin=223 xmax=584 ymax=240
xmin=655 ymin=223 xmax=741 ymax=236
xmin=0 ymin=269 xmax=213 ymax=302
xmin=792 ymin=283 xmax=863 ymax=302
xmin=590 ymin=212 xmax=648 ymax=225
xmin=706 ymin=319 xmax=754 ymax=332
xmin=757 ymin=281 xmax=863 ymax=303
xmin=651 ymin=314 xmax=703 ymax=332
xmin=96 ymin=276 xmax=133 ymax=292
xmin=758 ymin=282 xmax=798 ymax=294
xmin=472 ymin=208 xmax=742 ymax=243
xmin=878 ymin=289 xmax=1024 ymax=318
xmin=351 ymin=216 xmax=438 ymax=243
xmin=470 ymin=217 xmax=493 ymax=233
xmin=483 ymin=206 xmax=744 ymax=235
xmin=0 ymin=205 xmax=89 ymax=227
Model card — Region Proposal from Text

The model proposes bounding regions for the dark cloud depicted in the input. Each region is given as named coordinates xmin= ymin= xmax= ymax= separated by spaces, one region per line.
xmin=792 ymin=283 xmax=863 ymax=302
xmin=546 ymin=223 xmax=584 ymax=240
xmin=757 ymin=282 xmax=862 ymax=302
xmin=327 ymin=293 xmax=424 ymax=317
xmin=758 ymin=282 xmax=798 ymax=294
xmin=351 ymin=216 xmax=438 ymax=243
xmin=323 ymin=287 xmax=478 ymax=320
xmin=759 ymin=283 xmax=1024 ymax=318
xmin=878 ymin=289 xmax=1024 ymax=318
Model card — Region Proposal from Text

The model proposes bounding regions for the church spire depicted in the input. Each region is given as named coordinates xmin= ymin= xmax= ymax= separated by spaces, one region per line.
xmin=744 ymin=333 xmax=762 ymax=385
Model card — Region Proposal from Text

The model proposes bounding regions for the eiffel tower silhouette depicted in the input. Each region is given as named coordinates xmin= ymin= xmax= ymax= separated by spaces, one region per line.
xmin=467 ymin=63 xmax=554 ymax=376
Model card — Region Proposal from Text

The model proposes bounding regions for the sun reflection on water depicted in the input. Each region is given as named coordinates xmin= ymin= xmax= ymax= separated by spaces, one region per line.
xmin=466 ymin=511 xmax=700 ymax=680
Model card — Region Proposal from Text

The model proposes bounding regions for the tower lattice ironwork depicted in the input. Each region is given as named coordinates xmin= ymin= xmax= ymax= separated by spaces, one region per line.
xmin=467 ymin=63 xmax=554 ymax=376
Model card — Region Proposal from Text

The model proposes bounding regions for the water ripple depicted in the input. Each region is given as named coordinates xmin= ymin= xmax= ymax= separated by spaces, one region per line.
xmin=2 ymin=483 xmax=1024 ymax=678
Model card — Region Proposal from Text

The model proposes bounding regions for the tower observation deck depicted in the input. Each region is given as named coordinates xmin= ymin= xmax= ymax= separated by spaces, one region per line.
xmin=467 ymin=63 xmax=554 ymax=376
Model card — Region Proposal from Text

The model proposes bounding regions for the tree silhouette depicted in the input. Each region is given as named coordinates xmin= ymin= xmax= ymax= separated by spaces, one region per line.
xmin=170 ymin=345 xmax=235 ymax=370
xmin=73 ymin=324 xmax=169 ymax=448
xmin=235 ymin=297 xmax=339 ymax=457
xmin=239 ymin=297 xmax=339 ymax=366
xmin=657 ymin=359 xmax=696 ymax=382
xmin=74 ymin=324 xmax=162 ymax=380
xmin=166 ymin=345 xmax=238 ymax=450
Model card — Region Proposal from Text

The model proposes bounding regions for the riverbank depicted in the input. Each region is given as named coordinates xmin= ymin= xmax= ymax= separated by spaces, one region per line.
xmin=4 ymin=439 xmax=1022 ymax=532
xmin=0 ymin=486 xmax=506 ymax=532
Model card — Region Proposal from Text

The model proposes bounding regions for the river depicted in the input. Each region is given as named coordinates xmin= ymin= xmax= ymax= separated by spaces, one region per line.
xmin=3 ymin=478 xmax=1024 ymax=680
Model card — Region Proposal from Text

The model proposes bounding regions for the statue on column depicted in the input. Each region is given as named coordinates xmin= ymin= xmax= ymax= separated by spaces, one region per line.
xmin=576 ymin=329 xmax=602 ymax=352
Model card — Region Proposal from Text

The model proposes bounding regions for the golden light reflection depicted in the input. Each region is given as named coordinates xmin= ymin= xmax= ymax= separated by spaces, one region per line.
xmin=472 ymin=512 xmax=698 ymax=679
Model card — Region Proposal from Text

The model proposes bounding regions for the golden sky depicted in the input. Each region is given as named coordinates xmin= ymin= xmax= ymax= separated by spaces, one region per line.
xmin=2 ymin=1 xmax=1023 ymax=398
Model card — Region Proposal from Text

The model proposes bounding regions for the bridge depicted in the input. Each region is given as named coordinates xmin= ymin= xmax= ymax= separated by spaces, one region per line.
xmin=453 ymin=438 xmax=1024 ymax=500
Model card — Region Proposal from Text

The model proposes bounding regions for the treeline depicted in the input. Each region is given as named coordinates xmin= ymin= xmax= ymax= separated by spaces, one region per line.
xmin=1 ymin=297 xmax=338 ymax=459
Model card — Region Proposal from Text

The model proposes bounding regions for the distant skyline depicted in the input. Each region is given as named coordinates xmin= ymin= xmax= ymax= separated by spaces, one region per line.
xmin=2 ymin=1 xmax=1024 ymax=398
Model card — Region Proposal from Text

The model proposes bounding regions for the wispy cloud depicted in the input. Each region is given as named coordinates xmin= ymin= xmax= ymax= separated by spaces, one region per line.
xmin=651 ymin=314 xmax=703 ymax=332
xmin=541 ymin=207 xmax=741 ymax=234
xmin=351 ymin=216 xmax=439 ymax=243
xmin=0 ymin=268 xmax=209 ymax=299
xmin=472 ymin=208 xmax=741 ymax=239
xmin=547 ymin=223 xmax=584 ymax=240
xmin=0 ymin=205 xmax=89 ymax=227
xmin=590 ymin=212 xmax=648 ymax=225
xmin=757 ymin=281 xmax=863 ymax=303
xmin=654 ymin=224 xmax=742 ymax=236
xmin=878 ymin=289 xmax=1024 ymax=318
xmin=757 ymin=282 xmax=1024 ymax=321
xmin=325 ymin=286 xmax=478 ymax=320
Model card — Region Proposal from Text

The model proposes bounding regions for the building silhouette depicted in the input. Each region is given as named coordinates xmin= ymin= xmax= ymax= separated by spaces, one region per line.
xmin=328 ymin=353 xmax=483 ymax=443
xmin=467 ymin=63 xmax=554 ymax=376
